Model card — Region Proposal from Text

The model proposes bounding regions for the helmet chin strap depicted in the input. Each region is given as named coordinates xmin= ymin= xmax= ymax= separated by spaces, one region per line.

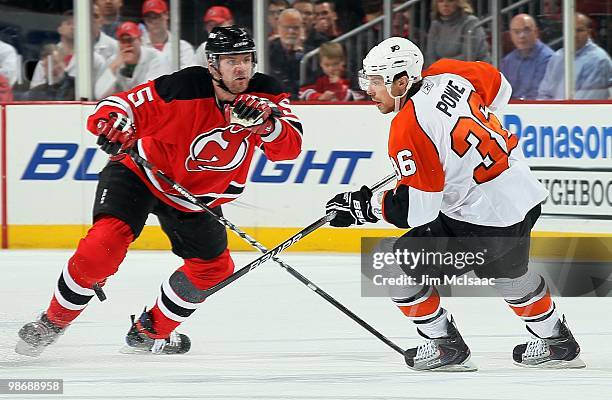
xmin=387 ymin=82 xmax=412 ymax=113
xmin=387 ymin=86 xmax=410 ymax=113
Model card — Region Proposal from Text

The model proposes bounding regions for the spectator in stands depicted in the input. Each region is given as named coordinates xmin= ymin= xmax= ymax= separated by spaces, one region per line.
xmin=294 ymin=0 xmax=315 ymax=32
xmin=194 ymin=6 xmax=235 ymax=67
xmin=501 ymin=14 xmax=554 ymax=100
xmin=29 ymin=11 xmax=107 ymax=100
xmin=30 ymin=11 xmax=75 ymax=89
xmin=0 ymin=39 xmax=18 ymax=87
xmin=93 ymin=4 xmax=119 ymax=62
xmin=360 ymin=0 xmax=385 ymax=46
xmin=141 ymin=0 xmax=194 ymax=69
xmin=203 ymin=5 xmax=235 ymax=34
xmin=314 ymin=0 xmax=342 ymax=39
xmin=24 ymin=44 xmax=66 ymax=100
xmin=299 ymin=42 xmax=363 ymax=101
xmin=27 ymin=43 xmax=106 ymax=101
xmin=361 ymin=1 xmax=426 ymax=44
xmin=35 ymin=44 xmax=65 ymax=86
xmin=294 ymin=0 xmax=328 ymax=50
xmin=363 ymin=0 xmax=382 ymax=23
xmin=333 ymin=0 xmax=366 ymax=34
xmin=0 ymin=74 xmax=12 ymax=102
xmin=393 ymin=0 xmax=427 ymax=45
xmin=268 ymin=0 xmax=290 ymax=41
xmin=538 ymin=13 xmax=612 ymax=100
xmin=96 ymin=0 xmax=124 ymax=38
xmin=392 ymin=0 xmax=409 ymax=36
xmin=95 ymin=21 xmax=171 ymax=98
xmin=425 ymin=0 xmax=490 ymax=66
xmin=269 ymin=9 xmax=305 ymax=99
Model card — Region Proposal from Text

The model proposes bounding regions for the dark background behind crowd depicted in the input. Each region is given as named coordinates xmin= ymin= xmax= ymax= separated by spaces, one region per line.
xmin=0 ymin=0 xmax=610 ymax=101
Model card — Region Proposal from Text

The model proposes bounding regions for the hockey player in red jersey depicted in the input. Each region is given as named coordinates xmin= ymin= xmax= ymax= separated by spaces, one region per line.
xmin=16 ymin=26 xmax=303 ymax=356
xmin=325 ymin=37 xmax=584 ymax=371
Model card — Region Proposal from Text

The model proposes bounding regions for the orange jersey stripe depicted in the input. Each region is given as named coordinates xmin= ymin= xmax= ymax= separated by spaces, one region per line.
xmin=397 ymin=288 xmax=441 ymax=319
xmin=509 ymin=290 xmax=553 ymax=318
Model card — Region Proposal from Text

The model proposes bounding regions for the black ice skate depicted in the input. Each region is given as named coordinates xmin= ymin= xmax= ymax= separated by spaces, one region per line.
xmin=15 ymin=313 xmax=66 ymax=357
xmin=123 ymin=308 xmax=191 ymax=355
xmin=513 ymin=316 xmax=585 ymax=369
xmin=404 ymin=318 xmax=477 ymax=372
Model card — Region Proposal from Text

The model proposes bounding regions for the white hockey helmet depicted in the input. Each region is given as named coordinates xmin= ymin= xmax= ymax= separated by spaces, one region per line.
xmin=359 ymin=37 xmax=423 ymax=92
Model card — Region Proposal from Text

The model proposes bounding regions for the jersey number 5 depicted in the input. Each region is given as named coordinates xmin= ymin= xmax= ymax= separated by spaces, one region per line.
xmin=127 ymin=87 xmax=154 ymax=108
xmin=450 ymin=91 xmax=518 ymax=184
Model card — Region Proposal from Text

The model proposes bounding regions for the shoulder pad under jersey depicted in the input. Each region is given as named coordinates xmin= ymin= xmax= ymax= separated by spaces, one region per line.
xmin=246 ymin=73 xmax=285 ymax=96
xmin=154 ymin=66 xmax=215 ymax=102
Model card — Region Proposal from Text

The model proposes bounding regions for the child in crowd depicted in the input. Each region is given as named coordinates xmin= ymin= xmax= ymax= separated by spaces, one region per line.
xmin=299 ymin=42 xmax=364 ymax=101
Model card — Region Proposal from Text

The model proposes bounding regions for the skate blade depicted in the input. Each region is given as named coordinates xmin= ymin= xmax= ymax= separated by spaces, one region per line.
xmin=431 ymin=359 xmax=478 ymax=372
xmin=119 ymin=345 xmax=155 ymax=355
xmin=15 ymin=338 xmax=44 ymax=357
xmin=407 ymin=357 xmax=478 ymax=372
xmin=514 ymin=357 xmax=586 ymax=369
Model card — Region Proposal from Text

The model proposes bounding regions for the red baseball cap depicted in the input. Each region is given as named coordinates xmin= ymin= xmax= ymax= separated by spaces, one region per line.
xmin=203 ymin=6 xmax=233 ymax=23
xmin=142 ymin=0 xmax=168 ymax=15
xmin=116 ymin=22 xmax=142 ymax=38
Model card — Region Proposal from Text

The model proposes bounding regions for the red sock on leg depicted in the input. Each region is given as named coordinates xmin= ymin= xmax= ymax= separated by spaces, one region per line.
xmin=147 ymin=249 xmax=235 ymax=338
xmin=46 ymin=216 xmax=133 ymax=327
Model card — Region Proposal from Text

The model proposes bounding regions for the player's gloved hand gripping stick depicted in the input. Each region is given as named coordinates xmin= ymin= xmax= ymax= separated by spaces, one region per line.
xmin=95 ymin=114 xmax=402 ymax=355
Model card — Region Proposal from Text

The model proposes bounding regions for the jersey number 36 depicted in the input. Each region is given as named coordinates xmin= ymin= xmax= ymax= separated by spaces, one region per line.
xmin=451 ymin=91 xmax=518 ymax=184
xmin=390 ymin=149 xmax=417 ymax=178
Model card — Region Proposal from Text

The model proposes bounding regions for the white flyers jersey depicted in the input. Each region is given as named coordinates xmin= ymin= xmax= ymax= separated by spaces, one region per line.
xmin=377 ymin=59 xmax=548 ymax=228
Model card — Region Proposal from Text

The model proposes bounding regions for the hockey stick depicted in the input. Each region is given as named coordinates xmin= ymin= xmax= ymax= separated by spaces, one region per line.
xmin=123 ymin=147 xmax=402 ymax=355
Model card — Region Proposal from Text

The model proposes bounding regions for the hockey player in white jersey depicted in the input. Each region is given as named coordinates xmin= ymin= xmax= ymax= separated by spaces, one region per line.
xmin=326 ymin=37 xmax=585 ymax=371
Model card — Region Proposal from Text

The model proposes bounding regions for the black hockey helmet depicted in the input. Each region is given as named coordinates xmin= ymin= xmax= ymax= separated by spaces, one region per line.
xmin=205 ymin=26 xmax=257 ymax=67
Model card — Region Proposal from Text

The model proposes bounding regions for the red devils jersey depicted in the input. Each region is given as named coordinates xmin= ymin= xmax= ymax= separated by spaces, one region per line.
xmin=88 ymin=67 xmax=303 ymax=212
xmin=372 ymin=59 xmax=548 ymax=228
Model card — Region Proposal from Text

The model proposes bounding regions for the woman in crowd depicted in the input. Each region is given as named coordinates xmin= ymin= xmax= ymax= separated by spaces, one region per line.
xmin=425 ymin=0 xmax=490 ymax=66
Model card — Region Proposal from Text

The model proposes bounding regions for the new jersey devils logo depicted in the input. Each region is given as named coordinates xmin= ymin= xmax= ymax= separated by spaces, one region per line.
xmin=185 ymin=125 xmax=250 ymax=171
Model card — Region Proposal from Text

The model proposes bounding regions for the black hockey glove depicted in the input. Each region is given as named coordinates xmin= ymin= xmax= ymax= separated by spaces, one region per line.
xmin=326 ymin=185 xmax=379 ymax=227
xmin=95 ymin=113 xmax=137 ymax=156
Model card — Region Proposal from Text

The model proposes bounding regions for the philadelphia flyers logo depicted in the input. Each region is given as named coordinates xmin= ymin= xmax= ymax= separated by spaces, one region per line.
xmin=185 ymin=125 xmax=250 ymax=171
xmin=390 ymin=45 xmax=400 ymax=52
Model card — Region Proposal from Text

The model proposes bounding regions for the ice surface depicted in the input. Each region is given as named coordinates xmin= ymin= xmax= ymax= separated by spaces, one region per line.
xmin=1 ymin=250 xmax=611 ymax=399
